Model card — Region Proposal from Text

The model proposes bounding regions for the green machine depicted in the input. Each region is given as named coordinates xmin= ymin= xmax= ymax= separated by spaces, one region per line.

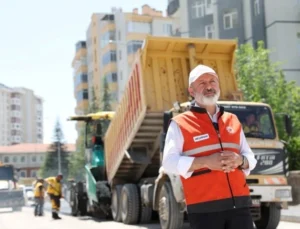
xmin=67 ymin=111 xmax=114 ymax=217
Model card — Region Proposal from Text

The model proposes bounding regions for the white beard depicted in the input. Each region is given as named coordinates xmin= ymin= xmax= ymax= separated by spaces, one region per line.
xmin=195 ymin=90 xmax=220 ymax=106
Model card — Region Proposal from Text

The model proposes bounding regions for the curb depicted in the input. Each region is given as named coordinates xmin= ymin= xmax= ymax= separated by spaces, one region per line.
xmin=281 ymin=215 xmax=300 ymax=223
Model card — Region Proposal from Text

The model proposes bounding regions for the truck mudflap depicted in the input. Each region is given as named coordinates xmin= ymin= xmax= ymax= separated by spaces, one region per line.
xmin=0 ymin=189 xmax=25 ymax=208
xmin=250 ymin=185 xmax=293 ymax=205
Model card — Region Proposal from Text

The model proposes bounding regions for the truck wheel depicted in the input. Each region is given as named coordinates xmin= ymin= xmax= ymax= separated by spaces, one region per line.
xmin=70 ymin=188 xmax=78 ymax=216
xmin=121 ymin=184 xmax=140 ymax=224
xmin=111 ymin=185 xmax=122 ymax=222
xmin=78 ymin=195 xmax=87 ymax=216
xmin=255 ymin=203 xmax=281 ymax=229
xmin=158 ymin=182 xmax=184 ymax=229
xmin=139 ymin=205 xmax=152 ymax=224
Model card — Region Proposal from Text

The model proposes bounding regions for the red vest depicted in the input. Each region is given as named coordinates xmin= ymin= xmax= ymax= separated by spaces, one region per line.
xmin=172 ymin=106 xmax=251 ymax=213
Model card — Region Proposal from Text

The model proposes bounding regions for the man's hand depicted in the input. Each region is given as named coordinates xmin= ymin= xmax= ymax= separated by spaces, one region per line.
xmin=204 ymin=153 xmax=225 ymax=171
xmin=220 ymin=151 xmax=243 ymax=173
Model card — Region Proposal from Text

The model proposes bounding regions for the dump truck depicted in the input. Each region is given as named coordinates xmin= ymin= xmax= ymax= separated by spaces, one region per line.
xmin=68 ymin=36 xmax=293 ymax=229
xmin=0 ymin=162 xmax=25 ymax=211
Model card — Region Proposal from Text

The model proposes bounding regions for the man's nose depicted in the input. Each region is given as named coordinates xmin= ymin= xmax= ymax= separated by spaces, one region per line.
xmin=205 ymin=84 xmax=213 ymax=90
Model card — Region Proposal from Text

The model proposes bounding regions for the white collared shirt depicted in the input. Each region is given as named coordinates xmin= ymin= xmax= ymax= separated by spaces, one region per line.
xmin=162 ymin=105 xmax=257 ymax=179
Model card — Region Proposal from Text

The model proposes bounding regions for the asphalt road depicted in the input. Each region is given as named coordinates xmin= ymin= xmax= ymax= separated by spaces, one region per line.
xmin=0 ymin=202 xmax=298 ymax=229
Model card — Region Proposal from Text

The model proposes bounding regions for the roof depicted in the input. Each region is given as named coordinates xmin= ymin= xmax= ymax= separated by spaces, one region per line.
xmin=0 ymin=143 xmax=76 ymax=154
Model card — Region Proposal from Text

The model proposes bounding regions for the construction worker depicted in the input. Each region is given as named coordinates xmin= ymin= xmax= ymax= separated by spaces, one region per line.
xmin=34 ymin=178 xmax=45 ymax=216
xmin=45 ymin=174 xmax=63 ymax=219
xmin=162 ymin=65 xmax=257 ymax=229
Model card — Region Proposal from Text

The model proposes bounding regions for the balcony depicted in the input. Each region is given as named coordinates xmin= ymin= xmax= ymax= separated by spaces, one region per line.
xmin=167 ymin=0 xmax=180 ymax=16
xmin=11 ymin=98 xmax=21 ymax=105
xmin=75 ymin=41 xmax=86 ymax=52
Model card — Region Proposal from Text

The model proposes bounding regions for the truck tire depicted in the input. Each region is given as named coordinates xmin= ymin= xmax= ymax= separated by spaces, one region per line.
xmin=111 ymin=185 xmax=122 ymax=222
xmin=78 ymin=195 xmax=87 ymax=216
xmin=158 ymin=182 xmax=184 ymax=229
xmin=70 ymin=188 xmax=78 ymax=216
xmin=255 ymin=203 xmax=281 ymax=229
xmin=121 ymin=184 xmax=140 ymax=224
xmin=139 ymin=205 xmax=152 ymax=224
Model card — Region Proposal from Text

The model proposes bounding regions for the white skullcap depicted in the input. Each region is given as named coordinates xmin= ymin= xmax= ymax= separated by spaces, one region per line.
xmin=189 ymin=64 xmax=218 ymax=87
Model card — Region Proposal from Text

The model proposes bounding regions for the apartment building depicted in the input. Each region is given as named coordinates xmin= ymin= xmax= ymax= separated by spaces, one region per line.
xmin=0 ymin=84 xmax=43 ymax=146
xmin=84 ymin=5 xmax=174 ymax=110
xmin=71 ymin=41 xmax=89 ymax=136
xmin=167 ymin=0 xmax=300 ymax=85
xmin=0 ymin=143 xmax=75 ymax=178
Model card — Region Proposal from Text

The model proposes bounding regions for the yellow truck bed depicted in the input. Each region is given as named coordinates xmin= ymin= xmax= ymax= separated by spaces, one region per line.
xmin=104 ymin=36 xmax=239 ymax=184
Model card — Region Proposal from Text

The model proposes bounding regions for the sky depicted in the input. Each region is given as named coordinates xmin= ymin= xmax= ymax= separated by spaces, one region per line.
xmin=0 ymin=0 xmax=167 ymax=144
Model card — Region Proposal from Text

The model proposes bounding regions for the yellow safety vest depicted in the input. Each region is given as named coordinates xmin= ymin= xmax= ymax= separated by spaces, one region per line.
xmin=34 ymin=182 xmax=44 ymax=197
xmin=45 ymin=177 xmax=61 ymax=196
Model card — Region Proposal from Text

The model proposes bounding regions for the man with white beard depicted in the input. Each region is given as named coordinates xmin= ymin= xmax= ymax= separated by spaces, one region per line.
xmin=162 ymin=65 xmax=257 ymax=229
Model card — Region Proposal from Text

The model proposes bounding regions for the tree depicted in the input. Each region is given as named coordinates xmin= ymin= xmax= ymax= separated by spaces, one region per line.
xmin=235 ymin=41 xmax=300 ymax=170
xmin=102 ymin=77 xmax=112 ymax=111
xmin=89 ymin=87 xmax=100 ymax=113
xmin=101 ymin=77 xmax=112 ymax=134
xmin=39 ymin=119 xmax=70 ymax=178
xmin=68 ymin=127 xmax=86 ymax=181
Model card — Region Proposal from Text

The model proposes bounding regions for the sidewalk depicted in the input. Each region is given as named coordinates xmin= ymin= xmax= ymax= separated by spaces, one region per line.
xmin=281 ymin=204 xmax=300 ymax=223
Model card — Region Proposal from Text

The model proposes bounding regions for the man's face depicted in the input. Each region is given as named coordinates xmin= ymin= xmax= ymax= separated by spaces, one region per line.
xmin=188 ymin=73 xmax=220 ymax=106
xmin=57 ymin=175 xmax=63 ymax=181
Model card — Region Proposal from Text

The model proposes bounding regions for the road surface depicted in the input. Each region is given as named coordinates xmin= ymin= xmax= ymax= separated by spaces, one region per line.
xmin=0 ymin=205 xmax=299 ymax=229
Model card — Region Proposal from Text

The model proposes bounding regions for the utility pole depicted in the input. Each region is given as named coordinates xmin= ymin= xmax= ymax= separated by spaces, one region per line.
xmin=57 ymin=141 xmax=61 ymax=174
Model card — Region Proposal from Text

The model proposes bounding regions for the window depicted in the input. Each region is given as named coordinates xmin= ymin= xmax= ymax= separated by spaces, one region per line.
xmin=254 ymin=0 xmax=260 ymax=16
xmin=74 ymin=73 xmax=88 ymax=87
xmin=205 ymin=24 xmax=214 ymax=39
xmin=163 ymin=24 xmax=172 ymax=35
xmin=31 ymin=170 xmax=37 ymax=178
xmin=4 ymin=156 xmax=9 ymax=163
xmin=127 ymin=40 xmax=143 ymax=55
xmin=205 ymin=0 xmax=213 ymax=14
xmin=127 ymin=22 xmax=151 ymax=33
xmin=105 ymin=72 xmax=118 ymax=83
xmin=21 ymin=156 xmax=25 ymax=163
xmin=76 ymin=89 xmax=89 ymax=101
xmin=297 ymin=32 xmax=300 ymax=56
xmin=75 ymin=41 xmax=86 ymax=51
xmin=13 ymin=156 xmax=17 ymax=163
xmin=192 ymin=0 xmax=205 ymax=18
xmin=102 ymin=51 xmax=117 ymax=65
xmin=100 ymin=31 xmax=116 ymax=48
xmin=118 ymin=50 xmax=122 ymax=60
xmin=20 ymin=171 xmax=26 ymax=178
xmin=32 ymin=156 xmax=36 ymax=162
xmin=223 ymin=9 xmax=238 ymax=30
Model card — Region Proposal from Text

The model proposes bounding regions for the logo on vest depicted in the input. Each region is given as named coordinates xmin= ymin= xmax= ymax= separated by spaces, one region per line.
xmin=193 ymin=134 xmax=209 ymax=142
xmin=226 ymin=126 xmax=234 ymax=134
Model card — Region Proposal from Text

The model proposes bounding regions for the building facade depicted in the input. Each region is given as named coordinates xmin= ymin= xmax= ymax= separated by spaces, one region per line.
xmin=82 ymin=5 xmax=174 ymax=111
xmin=0 ymin=84 xmax=43 ymax=146
xmin=0 ymin=143 xmax=75 ymax=178
xmin=167 ymin=0 xmax=300 ymax=85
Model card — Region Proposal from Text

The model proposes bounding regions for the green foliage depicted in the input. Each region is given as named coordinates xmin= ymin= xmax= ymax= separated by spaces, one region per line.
xmin=102 ymin=77 xmax=112 ymax=112
xmin=39 ymin=119 xmax=70 ymax=178
xmin=89 ymin=87 xmax=100 ymax=113
xmin=68 ymin=127 xmax=85 ymax=181
xmin=235 ymin=41 xmax=300 ymax=170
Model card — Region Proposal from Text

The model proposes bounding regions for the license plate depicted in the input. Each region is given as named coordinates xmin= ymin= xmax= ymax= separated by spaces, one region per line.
xmin=251 ymin=199 xmax=260 ymax=206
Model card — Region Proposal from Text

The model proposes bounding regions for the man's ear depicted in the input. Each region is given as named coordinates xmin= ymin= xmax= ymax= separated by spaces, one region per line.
xmin=188 ymin=87 xmax=194 ymax=97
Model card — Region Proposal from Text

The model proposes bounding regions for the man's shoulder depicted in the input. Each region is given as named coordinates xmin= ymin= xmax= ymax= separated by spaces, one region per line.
xmin=223 ymin=111 xmax=237 ymax=118
xmin=223 ymin=111 xmax=240 ymax=121
xmin=172 ymin=111 xmax=193 ymax=122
